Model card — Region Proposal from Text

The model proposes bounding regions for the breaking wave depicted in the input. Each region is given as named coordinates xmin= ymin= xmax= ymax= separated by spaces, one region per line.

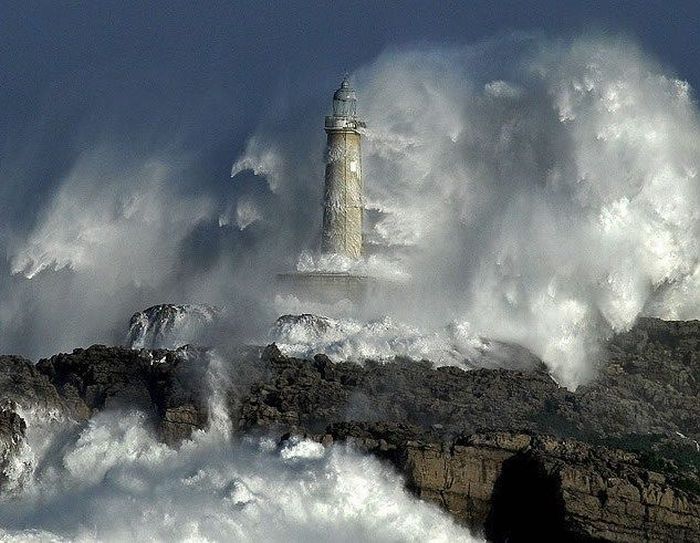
xmin=235 ymin=36 xmax=700 ymax=387
xmin=126 ymin=304 xmax=223 ymax=350
xmin=2 ymin=30 xmax=699 ymax=542
xmin=271 ymin=314 xmax=541 ymax=371
xmin=0 ymin=406 xmax=479 ymax=542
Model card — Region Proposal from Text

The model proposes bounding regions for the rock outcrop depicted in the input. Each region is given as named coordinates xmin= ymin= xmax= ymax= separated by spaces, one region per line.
xmin=126 ymin=304 xmax=222 ymax=350
xmin=579 ymin=318 xmax=700 ymax=442
xmin=0 ymin=405 xmax=27 ymax=492
xmin=34 ymin=345 xmax=211 ymax=445
xmin=0 ymin=317 xmax=697 ymax=541
xmin=0 ymin=345 xmax=207 ymax=444
xmin=271 ymin=419 xmax=700 ymax=542
xmin=241 ymin=322 xmax=700 ymax=446
xmin=236 ymin=318 xmax=700 ymax=542
xmin=0 ymin=354 xmax=71 ymax=416
xmin=399 ymin=433 xmax=699 ymax=543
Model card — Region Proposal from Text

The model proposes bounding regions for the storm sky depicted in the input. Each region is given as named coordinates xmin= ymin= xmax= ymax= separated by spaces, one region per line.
xmin=3 ymin=2 xmax=698 ymax=232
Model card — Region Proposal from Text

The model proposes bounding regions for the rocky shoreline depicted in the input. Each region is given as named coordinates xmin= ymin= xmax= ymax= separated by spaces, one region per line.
xmin=1 ymin=317 xmax=698 ymax=541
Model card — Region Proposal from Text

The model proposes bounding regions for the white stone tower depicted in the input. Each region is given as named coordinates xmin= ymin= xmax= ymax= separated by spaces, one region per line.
xmin=321 ymin=77 xmax=365 ymax=259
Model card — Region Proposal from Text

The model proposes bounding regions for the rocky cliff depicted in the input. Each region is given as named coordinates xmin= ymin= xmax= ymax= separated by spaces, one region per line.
xmin=311 ymin=426 xmax=699 ymax=542
xmin=0 ymin=317 xmax=697 ymax=542
xmin=237 ymin=331 xmax=699 ymax=542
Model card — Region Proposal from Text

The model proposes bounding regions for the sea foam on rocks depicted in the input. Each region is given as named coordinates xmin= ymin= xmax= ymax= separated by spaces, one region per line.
xmin=270 ymin=314 xmax=541 ymax=371
xmin=126 ymin=304 xmax=222 ymax=350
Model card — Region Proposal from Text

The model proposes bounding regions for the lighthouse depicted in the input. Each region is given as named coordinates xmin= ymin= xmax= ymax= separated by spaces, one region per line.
xmin=321 ymin=77 xmax=365 ymax=259
xmin=277 ymin=76 xmax=378 ymax=302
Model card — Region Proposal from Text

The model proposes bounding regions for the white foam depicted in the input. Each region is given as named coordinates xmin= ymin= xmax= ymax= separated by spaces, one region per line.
xmin=235 ymin=36 xmax=700 ymax=388
xmin=0 ymin=409 xmax=481 ymax=543
xmin=126 ymin=304 xmax=222 ymax=350
xmin=5 ymin=34 xmax=699 ymax=386
xmin=270 ymin=314 xmax=539 ymax=371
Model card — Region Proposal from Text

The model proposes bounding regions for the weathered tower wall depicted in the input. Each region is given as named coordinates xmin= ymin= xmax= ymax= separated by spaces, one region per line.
xmin=322 ymin=122 xmax=363 ymax=258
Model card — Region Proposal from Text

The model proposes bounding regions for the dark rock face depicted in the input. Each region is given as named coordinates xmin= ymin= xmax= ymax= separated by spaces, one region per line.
xmin=238 ymin=319 xmax=700 ymax=542
xmin=579 ymin=318 xmax=700 ymax=441
xmin=0 ymin=354 xmax=72 ymax=493
xmin=36 ymin=345 xmax=211 ymax=444
xmin=240 ymin=345 xmax=576 ymax=437
xmin=242 ymin=320 xmax=700 ymax=447
xmin=397 ymin=433 xmax=700 ymax=543
xmin=0 ymin=355 xmax=71 ymax=415
xmin=0 ymin=405 xmax=27 ymax=491
xmin=0 ymin=317 xmax=698 ymax=541
xmin=126 ymin=304 xmax=223 ymax=350
xmin=273 ymin=419 xmax=700 ymax=542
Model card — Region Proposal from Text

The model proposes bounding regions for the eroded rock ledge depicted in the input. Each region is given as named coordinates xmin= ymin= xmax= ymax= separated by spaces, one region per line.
xmin=236 ymin=318 xmax=699 ymax=542
xmin=303 ymin=426 xmax=699 ymax=543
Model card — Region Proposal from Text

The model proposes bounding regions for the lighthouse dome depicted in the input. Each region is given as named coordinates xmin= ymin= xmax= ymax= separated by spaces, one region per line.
xmin=332 ymin=78 xmax=357 ymax=117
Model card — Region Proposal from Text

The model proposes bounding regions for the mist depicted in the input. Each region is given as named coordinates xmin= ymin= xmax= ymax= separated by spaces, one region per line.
xmin=216 ymin=35 xmax=700 ymax=387
xmin=2 ymin=34 xmax=699 ymax=390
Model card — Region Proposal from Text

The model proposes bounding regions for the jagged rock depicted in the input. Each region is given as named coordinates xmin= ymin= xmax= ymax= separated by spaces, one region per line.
xmin=274 ymin=420 xmax=700 ymax=541
xmin=126 ymin=303 xmax=222 ymax=350
xmin=242 ymin=322 xmax=699 ymax=446
xmin=0 ymin=356 xmax=73 ymax=495
xmin=36 ymin=345 xmax=211 ymax=445
xmin=0 ymin=405 xmax=27 ymax=492
xmin=0 ymin=355 xmax=73 ymax=416
xmin=395 ymin=433 xmax=700 ymax=543
xmin=237 ymin=318 xmax=700 ymax=542
xmin=240 ymin=346 xmax=576 ymax=437
xmin=579 ymin=318 xmax=700 ymax=442
xmin=0 ymin=317 xmax=698 ymax=541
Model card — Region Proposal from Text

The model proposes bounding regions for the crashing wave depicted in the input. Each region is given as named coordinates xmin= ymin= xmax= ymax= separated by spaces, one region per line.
xmin=4 ymin=35 xmax=700 ymax=387
xmin=295 ymin=251 xmax=411 ymax=282
xmin=233 ymin=37 xmax=700 ymax=389
xmin=271 ymin=314 xmax=541 ymax=371
xmin=0 ymin=402 xmax=481 ymax=542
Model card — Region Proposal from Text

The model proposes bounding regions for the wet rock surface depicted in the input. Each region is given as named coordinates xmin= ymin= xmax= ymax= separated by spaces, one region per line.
xmin=400 ymin=433 xmax=700 ymax=543
xmin=34 ymin=345 xmax=211 ymax=445
xmin=0 ymin=345 xmax=208 ymax=444
xmin=240 ymin=345 xmax=575 ymax=437
xmin=126 ymin=303 xmax=223 ymax=350
xmin=239 ymin=319 xmax=700 ymax=542
xmin=0 ymin=354 xmax=71 ymax=416
xmin=242 ymin=318 xmax=700 ymax=446
xmin=579 ymin=318 xmax=700 ymax=441
xmin=0 ymin=317 xmax=697 ymax=541
xmin=0 ymin=405 xmax=27 ymax=491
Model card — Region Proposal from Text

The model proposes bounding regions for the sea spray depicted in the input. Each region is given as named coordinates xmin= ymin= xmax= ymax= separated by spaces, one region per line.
xmin=0 ymin=357 xmax=481 ymax=543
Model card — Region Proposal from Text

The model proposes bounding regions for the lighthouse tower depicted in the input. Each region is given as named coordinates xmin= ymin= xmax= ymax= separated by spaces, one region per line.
xmin=321 ymin=77 xmax=365 ymax=259
xmin=276 ymin=77 xmax=379 ymax=302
